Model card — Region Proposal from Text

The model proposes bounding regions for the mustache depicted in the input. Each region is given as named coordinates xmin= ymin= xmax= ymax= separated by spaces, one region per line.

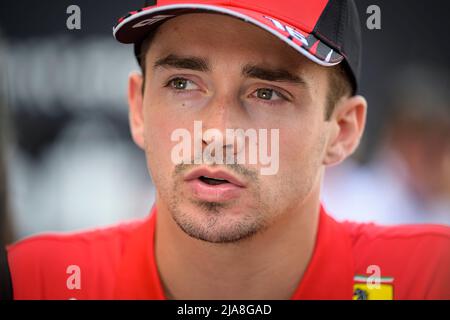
xmin=173 ymin=162 xmax=259 ymax=181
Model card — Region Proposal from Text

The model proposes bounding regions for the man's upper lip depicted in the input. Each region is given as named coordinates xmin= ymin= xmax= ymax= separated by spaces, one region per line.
xmin=184 ymin=168 xmax=246 ymax=187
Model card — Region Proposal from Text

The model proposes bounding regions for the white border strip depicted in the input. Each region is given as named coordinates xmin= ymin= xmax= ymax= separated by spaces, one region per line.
xmin=354 ymin=275 xmax=395 ymax=283
xmin=113 ymin=3 xmax=342 ymax=67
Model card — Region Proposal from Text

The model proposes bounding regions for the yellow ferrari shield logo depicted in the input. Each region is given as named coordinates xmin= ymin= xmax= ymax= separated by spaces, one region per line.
xmin=353 ymin=275 xmax=394 ymax=300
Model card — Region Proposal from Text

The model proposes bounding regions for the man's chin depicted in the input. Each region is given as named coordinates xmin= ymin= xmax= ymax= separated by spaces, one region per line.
xmin=169 ymin=201 xmax=265 ymax=244
xmin=173 ymin=217 xmax=262 ymax=244
xmin=191 ymin=199 xmax=235 ymax=214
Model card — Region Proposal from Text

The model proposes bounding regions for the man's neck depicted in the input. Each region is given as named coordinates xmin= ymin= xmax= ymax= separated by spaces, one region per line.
xmin=154 ymin=197 xmax=320 ymax=300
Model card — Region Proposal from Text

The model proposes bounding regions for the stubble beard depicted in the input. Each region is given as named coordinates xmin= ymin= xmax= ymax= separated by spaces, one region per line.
xmin=167 ymin=163 xmax=272 ymax=244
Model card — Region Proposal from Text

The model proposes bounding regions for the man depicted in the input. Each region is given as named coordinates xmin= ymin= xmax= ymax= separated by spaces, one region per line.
xmin=2 ymin=0 xmax=449 ymax=300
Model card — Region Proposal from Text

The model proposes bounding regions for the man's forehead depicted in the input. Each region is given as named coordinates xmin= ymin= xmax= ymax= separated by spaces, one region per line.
xmin=149 ymin=20 xmax=319 ymax=82
xmin=150 ymin=12 xmax=312 ymax=67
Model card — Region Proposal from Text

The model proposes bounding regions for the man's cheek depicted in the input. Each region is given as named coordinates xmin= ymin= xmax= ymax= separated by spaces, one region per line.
xmin=278 ymin=132 xmax=305 ymax=169
xmin=146 ymin=123 xmax=173 ymax=156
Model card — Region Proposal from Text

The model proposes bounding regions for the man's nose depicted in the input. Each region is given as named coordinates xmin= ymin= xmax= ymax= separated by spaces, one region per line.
xmin=199 ymin=89 xmax=247 ymax=159
xmin=202 ymin=89 xmax=244 ymax=129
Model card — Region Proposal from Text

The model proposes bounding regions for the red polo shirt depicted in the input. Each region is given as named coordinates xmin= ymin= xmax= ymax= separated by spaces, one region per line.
xmin=6 ymin=205 xmax=450 ymax=299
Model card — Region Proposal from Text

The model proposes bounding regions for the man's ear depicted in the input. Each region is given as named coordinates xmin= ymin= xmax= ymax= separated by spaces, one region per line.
xmin=323 ymin=95 xmax=367 ymax=166
xmin=128 ymin=72 xmax=145 ymax=149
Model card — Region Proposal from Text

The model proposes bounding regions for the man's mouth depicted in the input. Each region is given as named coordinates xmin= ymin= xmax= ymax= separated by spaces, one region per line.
xmin=198 ymin=176 xmax=230 ymax=185
xmin=183 ymin=168 xmax=246 ymax=202
xmin=184 ymin=168 xmax=246 ymax=187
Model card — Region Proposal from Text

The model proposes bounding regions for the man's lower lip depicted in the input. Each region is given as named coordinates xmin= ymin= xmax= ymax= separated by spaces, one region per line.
xmin=186 ymin=179 xmax=243 ymax=202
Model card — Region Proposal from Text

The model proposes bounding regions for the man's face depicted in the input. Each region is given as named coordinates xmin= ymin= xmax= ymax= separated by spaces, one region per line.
xmin=138 ymin=13 xmax=334 ymax=243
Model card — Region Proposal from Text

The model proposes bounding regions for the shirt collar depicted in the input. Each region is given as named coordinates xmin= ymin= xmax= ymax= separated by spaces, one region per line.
xmin=290 ymin=205 xmax=355 ymax=299
xmin=114 ymin=205 xmax=165 ymax=299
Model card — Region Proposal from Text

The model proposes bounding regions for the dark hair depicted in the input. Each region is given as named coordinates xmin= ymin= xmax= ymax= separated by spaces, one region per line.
xmin=136 ymin=29 xmax=157 ymax=91
xmin=137 ymin=31 xmax=353 ymax=120
xmin=326 ymin=63 xmax=353 ymax=119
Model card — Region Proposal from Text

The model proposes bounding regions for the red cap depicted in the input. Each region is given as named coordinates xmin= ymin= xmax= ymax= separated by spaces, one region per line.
xmin=113 ymin=0 xmax=361 ymax=91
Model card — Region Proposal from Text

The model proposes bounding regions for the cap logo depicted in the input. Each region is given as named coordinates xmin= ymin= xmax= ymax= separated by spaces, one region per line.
xmin=132 ymin=14 xmax=175 ymax=28
xmin=262 ymin=16 xmax=308 ymax=47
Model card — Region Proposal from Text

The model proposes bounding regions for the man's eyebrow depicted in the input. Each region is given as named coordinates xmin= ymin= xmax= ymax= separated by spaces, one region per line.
xmin=153 ymin=54 xmax=210 ymax=72
xmin=242 ymin=64 xmax=307 ymax=85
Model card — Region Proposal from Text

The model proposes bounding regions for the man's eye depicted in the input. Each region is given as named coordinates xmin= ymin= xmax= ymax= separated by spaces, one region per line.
xmin=168 ymin=78 xmax=198 ymax=90
xmin=254 ymin=88 xmax=285 ymax=101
